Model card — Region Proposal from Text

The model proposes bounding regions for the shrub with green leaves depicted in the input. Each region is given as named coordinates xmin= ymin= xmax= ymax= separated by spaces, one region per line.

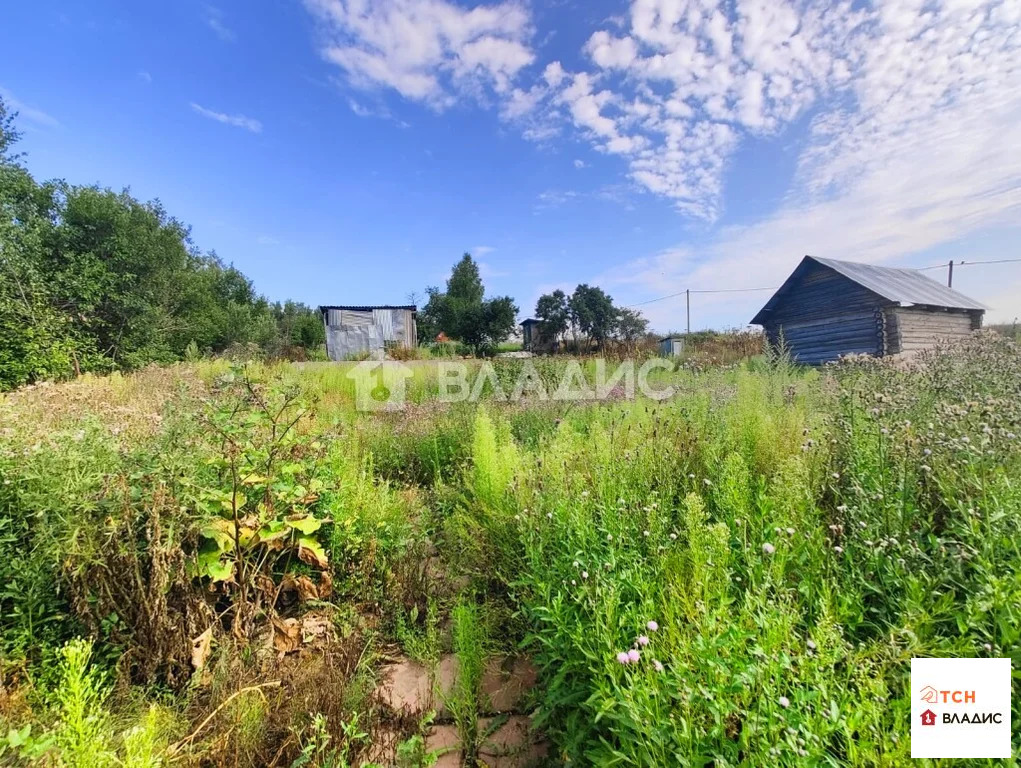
xmin=1 ymin=333 xmax=1019 ymax=766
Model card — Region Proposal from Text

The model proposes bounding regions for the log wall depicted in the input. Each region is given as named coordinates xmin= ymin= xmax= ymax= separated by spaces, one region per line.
xmin=886 ymin=307 xmax=982 ymax=353
xmin=762 ymin=264 xmax=890 ymax=364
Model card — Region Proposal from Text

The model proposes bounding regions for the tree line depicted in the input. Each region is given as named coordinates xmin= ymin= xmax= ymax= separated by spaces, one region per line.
xmin=1 ymin=91 xmax=651 ymax=389
xmin=0 ymin=97 xmax=323 ymax=391
xmin=415 ymin=254 xmax=650 ymax=355
xmin=416 ymin=253 xmax=518 ymax=354
xmin=533 ymin=285 xmax=649 ymax=351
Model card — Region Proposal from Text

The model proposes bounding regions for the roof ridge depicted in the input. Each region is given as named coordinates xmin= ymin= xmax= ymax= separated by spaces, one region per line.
xmin=752 ymin=255 xmax=985 ymax=324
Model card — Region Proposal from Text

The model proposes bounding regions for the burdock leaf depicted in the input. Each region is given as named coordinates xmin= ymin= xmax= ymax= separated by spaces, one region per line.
xmin=200 ymin=519 xmax=236 ymax=552
xmin=285 ymin=514 xmax=323 ymax=535
xmin=297 ymin=536 xmax=329 ymax=568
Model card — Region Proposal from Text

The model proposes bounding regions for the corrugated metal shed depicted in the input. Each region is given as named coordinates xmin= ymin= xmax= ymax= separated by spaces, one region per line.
xmin=521 ymin=318 xmax=540 ymax=351
xmin=320 ymin=305 xmax=418 ymax=312
xmin=319 ymin=304 xmax=417 ymax=360
xmin=753 ymin=256 xmax=985 ymax=324
xmin=659 ymin=336 xmax=685 ymax=357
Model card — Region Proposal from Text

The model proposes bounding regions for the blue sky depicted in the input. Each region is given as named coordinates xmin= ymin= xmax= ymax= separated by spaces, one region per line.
xmin=3 ymin=0 xmax=1020 ymax=331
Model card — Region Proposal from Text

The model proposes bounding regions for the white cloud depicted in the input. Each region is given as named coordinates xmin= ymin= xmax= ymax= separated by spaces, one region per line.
xmin=347 ymin=99 xmax=376 ymax=118
xmin=478 ymin=260 xmax=509 ymax=279
xmin=585 ymin=29 xmax=637 ymax=69
xmin=602 ymin=126 xmax=1021 ymax=328
xmin=534 ymin=188 xmax=577 ymax=210
xmin=304 ymin=0 xmax=534 ymax=110
xmin=190 ymin=102 xmax=262 ymax=133
xmin=573 ymin=158 xmax=587 ymax=168
xmin=137 ymin=70 xmax=152 ymax=84
xmin=0 ymin=87 xmax=59 ymax=128
xmin=591 ymin=0 xmax=1021 ymax=326
xmin=512 ymin=0 xmax=868 ymax=220
xmin=256 ymin=235 xmax=280 ymax=245
xmin=296 ymin=0 xmax=1021 ymax=323
xmin=346 ymin=98 xmax=411 ymax=127
xmin=203 ymin=6 xmax=236 ymax=42
xmin=473 ymin=245 xmax=496 ymax=256
xmin=449 ymin=0 xmax=1014 ymax=327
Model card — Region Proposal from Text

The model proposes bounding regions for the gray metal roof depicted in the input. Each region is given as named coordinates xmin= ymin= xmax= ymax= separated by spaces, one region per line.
xmin=319 ymin=305 xmax=417 ymax=312
xmin=752 ymin=256 xmax=985 ymax=324
xmin=811 ymin=257 xmax=986 ymax=310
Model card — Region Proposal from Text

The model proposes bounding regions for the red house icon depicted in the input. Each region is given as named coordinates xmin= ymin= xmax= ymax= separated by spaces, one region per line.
xmin=920 ymin=709 xmax=937 ymax=726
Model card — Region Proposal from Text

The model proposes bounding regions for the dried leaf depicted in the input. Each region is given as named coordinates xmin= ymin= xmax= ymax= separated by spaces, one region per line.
xmin=301 ymin=614 xmax=333 ymax=644
xmin=271 ymin=617 xmax=301 ymax=654
xmin=191 ymin=627 xmax=213 ymax=670
xmin=295 ymin=575 xmax=319 ymax=602
xmin=297 ymin=536 xmax=328 ymax=568
xmin=257 ymin=574 xmax=277 ymax=599
xmin=317 ymin=571 xmax=333 ymax=599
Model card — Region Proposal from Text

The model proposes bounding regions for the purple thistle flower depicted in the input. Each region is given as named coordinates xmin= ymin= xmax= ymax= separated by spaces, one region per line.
xmin=627 ymin=649 xmax=641 ymax=663
xmin=616 ymin=651 xmax=630 ymax=665
xmin=653 ymin=660 xmax=665 ymax=672
xmin=647 ymin=620 xmax=659 ymax=632
xmin=637 ymin=635 xmax=650 ymax=647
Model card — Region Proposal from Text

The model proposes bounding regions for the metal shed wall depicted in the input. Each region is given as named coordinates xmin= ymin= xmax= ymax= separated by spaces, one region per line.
xmin=322 ymin=307 xmax=417 ymax=360
xmin=521 ymin=320 xmax=544 ymax=352
xmin=659 ymin=338 xmax=685 ymax=357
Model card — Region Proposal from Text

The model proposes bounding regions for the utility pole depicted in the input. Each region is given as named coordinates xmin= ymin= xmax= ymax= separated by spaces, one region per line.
xmin=947 ymin=260 xmax=954 ymax=288
xmin=686 ymin=289 xmax=690 ymax=335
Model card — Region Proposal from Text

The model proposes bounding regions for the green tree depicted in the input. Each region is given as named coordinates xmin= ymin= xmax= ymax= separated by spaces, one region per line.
xmin=44 ymin=187 xmax=199 ymax=367
xmin=421 ymin=253 xmax=518 ymax=355
xmin=0 ymin=100 xmax=84 ymax=388
xmin=270 ymin=300 xmax=325 ymax=354
xmin=614 ymin=307 xmax=649 ymax=348
xmin=0 ymin=95 xmax=332 ymax=389
xmin=569 ymin=284 xmax=618 ymax=349
xmin=534 ymin=289 xmax=569 ymax=349
xmin=0 ymin=97 xmax=23 ymax=163
xmin=446 ymin=253 xmax=485 ymax=305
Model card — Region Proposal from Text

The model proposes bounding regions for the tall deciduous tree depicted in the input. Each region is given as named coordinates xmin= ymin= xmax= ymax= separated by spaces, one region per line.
xmin=534 ymin=289 xmax=569 ymax=349
xmin=614 ymin=307 xmax=649 ymax=348
xmin=420 ymin=253 xmax=518 ymax=355
xmin=0 ymin=96 xmax=326 ymax=390
xmin=569 ymin=284 xmax=619 ymax=349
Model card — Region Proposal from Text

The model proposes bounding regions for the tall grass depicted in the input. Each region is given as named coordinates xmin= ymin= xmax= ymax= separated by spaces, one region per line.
xmin=1 ymin=336 xmax=1018 ymax=765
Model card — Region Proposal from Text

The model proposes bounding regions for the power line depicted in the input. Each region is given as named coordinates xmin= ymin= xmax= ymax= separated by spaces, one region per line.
xmin=690 ymin=286 xmax=779 ymax=294
xmin=629 ymin=257 xmax=1021 ymax=307
xmin=917 ymin=258 xmax=1021 ymax=271
xmin=627 ymin=285 xmax=776 ymax=307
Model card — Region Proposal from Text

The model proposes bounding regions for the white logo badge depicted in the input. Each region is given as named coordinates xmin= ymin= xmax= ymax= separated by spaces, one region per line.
xmin=911 ymin=657 xmax=1011 ymax=759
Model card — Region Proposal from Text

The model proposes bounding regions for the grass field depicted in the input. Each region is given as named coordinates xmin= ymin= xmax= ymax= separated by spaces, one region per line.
xmin=1 ymin=333 xmax=1019 ymax=766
